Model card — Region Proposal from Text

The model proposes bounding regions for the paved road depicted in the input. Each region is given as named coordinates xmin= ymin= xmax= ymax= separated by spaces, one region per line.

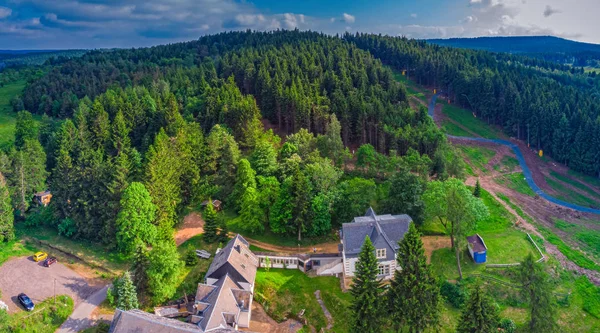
xmin=429 ymin=93 xmax=600 ymax=215
xmin=56 ymin=284 xmax=110 ymax=333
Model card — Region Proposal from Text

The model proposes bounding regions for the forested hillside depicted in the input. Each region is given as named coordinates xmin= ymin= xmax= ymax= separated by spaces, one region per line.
xmin=427 ymin=36 xmax=600 ymax=68
xmin=346 ymin=33 xmax=600 ymax=177
xmin=2 ymin=30 xmax=456 ymax=251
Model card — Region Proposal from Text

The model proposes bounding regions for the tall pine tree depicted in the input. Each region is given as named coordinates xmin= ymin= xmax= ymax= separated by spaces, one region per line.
xmin=518 ymin=254 xmax=558 ymax=333
xmin=203 ymin=200 xmax=218 ymax=243
xmin=116 ymin=271 xmax=139 ymax=310
xmin=456 ymin=282 xmax=499 ymax=333
xmin=0 ymin=172 xmax=14 ymax=242
xmin=388 ymin=223 xmax=440 ymax=332
xmin=350 ymin=236 xmax=382 ymax=333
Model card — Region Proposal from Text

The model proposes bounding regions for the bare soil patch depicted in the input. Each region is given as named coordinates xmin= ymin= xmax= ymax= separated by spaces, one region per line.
xmin=421 ymin=236 xmax=452 ymax=263
xmin=175 ymin=212 xmax=205 ymax=246
xmin=242 ymin=301 xmax=302 ymax=333
xmin=0 ymin=256 xmax=103 ymax=313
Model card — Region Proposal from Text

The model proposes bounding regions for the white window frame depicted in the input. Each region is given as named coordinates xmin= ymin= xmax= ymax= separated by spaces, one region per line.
xmin=378 ymin=264 xmax=390 ymax=276
xmin=376 ymin=248 xmax=386 ymax=259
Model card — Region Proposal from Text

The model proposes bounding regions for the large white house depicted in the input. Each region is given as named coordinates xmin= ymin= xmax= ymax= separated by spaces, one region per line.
xmin=341 ymin=208 xmax=412 ymax=280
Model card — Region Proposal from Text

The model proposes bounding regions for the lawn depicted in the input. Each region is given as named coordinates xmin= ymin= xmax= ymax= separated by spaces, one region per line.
xmin=440 ymin=101 xmax=504 ymax=139
xmin=430 ymin=189 xmax=537 ymax=279
xmin=457 ymin=145 xmax=496 ymax=175
xmin=392 ymin=71 xmax=427 ymax=100
xmin=225 ymin=209 xmax=337 ymax=247
xmin=254 ymin=268 xmax=352 ymax=333
xmin=0 ymin=238 xmax=38 ymax=266
xmin=0 ymin=295 xmax=74 ymax=333
xmin=173 ymin=234 xmax=220 ymax=300
xmin=0 ymin=80 xmax=42 ymax=150
xmin=494 ymin=172 xmax=536 ymax=197
xmin=15 ymin=224 xmax=129 ymax=274
xmin=545 ymin=176 xmax=600 ymax=208
xmin=567 ymin=169 xmax=600 ymax=189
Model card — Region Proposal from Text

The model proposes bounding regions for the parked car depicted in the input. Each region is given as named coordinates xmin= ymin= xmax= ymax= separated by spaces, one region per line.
xmin=43 ymin=257 xmax=57 ymax=267
xmin=18 ymin=293 xmax=34 ymax=311
xmin=32 ymin=252 xmax=48 ymax=262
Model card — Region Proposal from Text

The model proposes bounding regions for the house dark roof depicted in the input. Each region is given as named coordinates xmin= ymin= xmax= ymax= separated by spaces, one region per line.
xmin=109 ymin=309 xmax=202 ymax=333
xmin=195 ymin=274 xmax=251 ymax=332
xmin=205 ymin=234 xmax=258 ymax=285
xmin=467 ymin=234 xmax=487 ymax=253
xmin=342 ymin=208 xmax=412 ymax=260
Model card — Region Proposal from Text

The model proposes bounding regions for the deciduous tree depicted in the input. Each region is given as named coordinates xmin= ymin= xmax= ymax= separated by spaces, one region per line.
xmin=115 ymin=182 xmax=157 ymax=255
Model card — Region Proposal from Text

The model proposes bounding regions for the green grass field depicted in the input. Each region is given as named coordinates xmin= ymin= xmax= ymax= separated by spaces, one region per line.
xmin=457 ymin=145 xmax=495 ymax=175
xmin=255 ymin=268 xmax=352 ymax=333
xmin=442 ymin=121 xmax=473 ymax=137
xmin=494 ymin=172 xmax=536 ymax=197
xmin=0 ymin=238 xmax=38 ymax=266
xmin=392 ymin=71 xmax=426 ymax=100
xmin=545 ymin=176 xmax=600 ymax=208
xmin=494 ymin=156 xmax=519 ymax=173
xmin=550 ymin=171 xmax=600 ymax=201
xmin=440 ymin=101 xmax=504 ymax=139
xmin=0 ymin=80 xmax=43 ymax=150
xmin=1 ymin=295 xmax=74 ymax=332
xmin=567 ymin=170 xmax=600 ymax=189
xmin=15 ymin=224 xmax=129 ymax=274
xmin=174 ymin=234 xmax=220 ymax=301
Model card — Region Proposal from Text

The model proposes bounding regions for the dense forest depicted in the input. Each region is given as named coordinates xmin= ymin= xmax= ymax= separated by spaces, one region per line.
xmin=0 ymin=30 xmax=465 ymax=255
xmin=346 ymin=33 xmax=600 ymax=176
xmin=428 ymin=36 xmax=600 ymax=68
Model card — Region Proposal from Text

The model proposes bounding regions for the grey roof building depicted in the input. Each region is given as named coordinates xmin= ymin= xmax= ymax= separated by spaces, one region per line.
xmin=108 ymin=234 xmax=258 ymax=333
xmin=341 ymin=207 xmax=412 ymax=279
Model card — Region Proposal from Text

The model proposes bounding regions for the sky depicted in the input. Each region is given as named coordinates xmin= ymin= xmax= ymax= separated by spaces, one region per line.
xmin=0 ymin=0 xmax=597 ymax=49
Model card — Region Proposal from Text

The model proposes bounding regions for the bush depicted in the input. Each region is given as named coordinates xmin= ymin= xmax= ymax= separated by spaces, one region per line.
xmin=106 ymin=286 xmax=115 ymax=307
xmin=185 ymin=247 xmax=198 ymax=266
xmin=499 ymin=318 xmax=516 ymax=333
xmin=440 ymin=280 xmax=467 ymax=308
xmin=58 ymin=218 xmax=76 ymax=237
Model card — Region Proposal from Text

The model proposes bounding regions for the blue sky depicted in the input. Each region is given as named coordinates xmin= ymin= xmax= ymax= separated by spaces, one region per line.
xmin=0 ymin=0 xmax=597 ymax=49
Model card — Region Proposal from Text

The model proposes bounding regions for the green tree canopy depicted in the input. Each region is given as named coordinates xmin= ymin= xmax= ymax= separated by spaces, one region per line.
xmin=456 ymin=282 xmax=499 ymax=333
xmin=115 ymin=182 xmax=157 ymax=255
xmin=350 ymin=235 xmax=383 ymax=333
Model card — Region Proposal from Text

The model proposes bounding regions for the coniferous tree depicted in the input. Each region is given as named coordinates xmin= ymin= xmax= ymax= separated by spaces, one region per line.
xmin=203 ymin=200 xmax=218 ymax=243
xmin=240 ymin=187 xmax=263 ymax=233
xmin=350 ymin=236 xmax=382 ymax=333
xmin=518 ymin=254 xmax=558 ymax=333
xmin=131 ymin=243 xmax=150 ymax=294
xmin=473 ymin=179 xmax=481 ymax=198
xmin=10 ymin=139 xmax=48 ymax=217
xmin=456 ymin=282 xmax=499 ymax=333
xmin=116 ymin=271 xmax=139 ymax=310
xmin=389 ymin=223 xmax=440 ymax=332
xmin=217 ymin=214 xmax=230 ymax=243
xmin=0 ymin=172 xmax=14 ymax=242
xmin=231 ymin=159 xmax=257 ymax=211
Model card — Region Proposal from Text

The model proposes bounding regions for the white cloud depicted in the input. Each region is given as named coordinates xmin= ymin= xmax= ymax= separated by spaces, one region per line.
xmin=469 ymin=0 xmax=483 ymax=4
xmin=0 ymin=6 xmax=12 ymax=19
xmin=342 ymin=13 xmax=355 ymax=24
xmin=330 ymin=17 xmax=335 ymax=23
xmin=543 ymin=5 xmax=560 ymax=17
xmin=410 ymin=13 xmax=417 ymax=18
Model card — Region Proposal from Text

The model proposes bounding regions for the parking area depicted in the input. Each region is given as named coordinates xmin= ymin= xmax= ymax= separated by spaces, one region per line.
xmin=0 ymin=256 xmax=103 ymax=313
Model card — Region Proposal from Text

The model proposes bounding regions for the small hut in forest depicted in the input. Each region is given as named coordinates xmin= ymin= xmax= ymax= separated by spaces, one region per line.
xmin=200 ymin=199 xmax=222 ymax=212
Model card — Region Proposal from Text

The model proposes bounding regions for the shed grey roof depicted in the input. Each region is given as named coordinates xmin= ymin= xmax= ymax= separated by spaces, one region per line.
xmin=195 ymin=274 xmax=251 ymax=332
xmin=467 ymin=234 xmax=487 ymax=253
xmin=342 ymin=208 xmax=412 ymax=260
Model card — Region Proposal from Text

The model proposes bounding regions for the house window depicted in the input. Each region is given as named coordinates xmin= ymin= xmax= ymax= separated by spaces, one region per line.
xmin=376 ymin=249 xmax=386 ymax=259
xmin=378 ymin=264 xmax=390 ymax=276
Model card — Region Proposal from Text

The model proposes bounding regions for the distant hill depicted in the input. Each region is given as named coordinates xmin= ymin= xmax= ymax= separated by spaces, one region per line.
xmin=427 ymin=36 xmax=600 ymax=67
xmin=0 ymin=49 xmax=87 ymax=68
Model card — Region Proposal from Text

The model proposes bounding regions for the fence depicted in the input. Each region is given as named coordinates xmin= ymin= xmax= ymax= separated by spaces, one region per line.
xmin=486 ymin=233 xmax=545 ymax=268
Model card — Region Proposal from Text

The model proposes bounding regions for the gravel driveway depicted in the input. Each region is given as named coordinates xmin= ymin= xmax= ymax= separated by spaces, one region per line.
xmin=0 ymin=256 xmax=102 ymax=313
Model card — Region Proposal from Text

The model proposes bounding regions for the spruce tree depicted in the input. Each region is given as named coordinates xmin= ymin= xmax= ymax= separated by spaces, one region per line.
xmin=518 ymin=254 xmax=558 ymax=333
xmin=240 ymin=187 xmax=263 ymax=233
xmin=10 ymin=139 xmax=48 ymax=217
xmin=350 ymin=236 xmax=382 ymax=333
xmin=217 ymin=214 xmax=230 ymax=243
xmin=473 ymin=179 xmax=481 ymax=198
xmin=231 ymin=159 xmax=256 ymax=212
xmin=203 ymin=200 xmax=218 ymax=243
xmin=456 ymin=282 xmax=499 ymax=333
xmin=131 ymin=243 xmax=150 ymax=294
xmin=116 ymin=271 xmax=139 ymax=310
xmin=389 ymin=223 xmax=440 ymax=332
xmin=0 ymin=172 xmax=14 ymax=242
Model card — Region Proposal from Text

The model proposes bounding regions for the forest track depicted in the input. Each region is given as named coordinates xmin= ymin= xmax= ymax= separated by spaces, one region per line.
xmin=429 ymin=93 xmax=600 ymax=215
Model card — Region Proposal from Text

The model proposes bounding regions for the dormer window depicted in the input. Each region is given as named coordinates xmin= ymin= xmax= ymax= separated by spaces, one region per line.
xmin=376 ymin=249 xmax=386 ymax=259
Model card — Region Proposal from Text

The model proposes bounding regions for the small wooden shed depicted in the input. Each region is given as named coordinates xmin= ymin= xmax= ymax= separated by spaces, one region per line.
xmin=200 ymin=199 xmax=222 ymax=212
xmin=467 ymin=234 xmax=488 ymax=264
xmin=34 ymin=190 xmax=52 ymax=207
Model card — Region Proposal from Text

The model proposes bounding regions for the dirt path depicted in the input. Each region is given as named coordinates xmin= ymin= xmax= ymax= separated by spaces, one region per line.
xmin=242 ymin=301 xmax=302 ymax=333
xmin=313 ymin=290 xmax=333 ymax=330
xmin=175 ymin=212 xmax=205 ymax=246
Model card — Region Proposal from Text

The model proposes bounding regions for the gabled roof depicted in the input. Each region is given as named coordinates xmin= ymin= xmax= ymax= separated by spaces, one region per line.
xmin=109 ymin=309 xmax=201 ymax=333
xmin=205 ymin=234 xmax=258 ymax=285
xmin=342 ymin=208 xmax=412 ymax=260
xmin=195 ymin=274 xmax=251 ymax=332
